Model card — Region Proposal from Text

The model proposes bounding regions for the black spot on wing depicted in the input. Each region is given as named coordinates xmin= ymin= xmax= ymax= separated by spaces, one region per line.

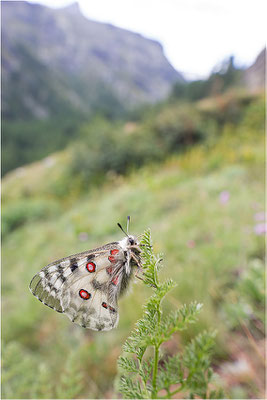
xmin=57 ymin=264 xmax=64 ymax=273
xmin=70 ymin=263 xmax=78 ymax=272
xmin=69 ymin=258 xmax=78 ymax=272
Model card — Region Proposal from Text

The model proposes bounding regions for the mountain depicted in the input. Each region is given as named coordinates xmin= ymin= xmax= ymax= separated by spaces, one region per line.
xmin=243 ymin=48 xmax=265 ymax=93
xmin=2 ymin=1 xmax=184 ymax=121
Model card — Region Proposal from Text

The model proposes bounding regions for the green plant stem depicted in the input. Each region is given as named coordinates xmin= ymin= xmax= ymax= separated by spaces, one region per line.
xmin=151 ymin=344 xmax=159 ymax=399
xmin=151 ymin=268 xmax=162 ymax=399
xmin=159 ymin=385 xmax=184 ymax=399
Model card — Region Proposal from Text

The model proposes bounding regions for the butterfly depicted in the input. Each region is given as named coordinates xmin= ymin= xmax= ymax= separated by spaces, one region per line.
xmin=29 ymin=217 xmax=142 ymax=331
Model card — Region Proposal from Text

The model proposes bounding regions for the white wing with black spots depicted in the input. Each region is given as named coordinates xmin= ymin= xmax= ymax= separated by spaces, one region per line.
xmin=61 ymin=269 xmax=121 ymax=331
xmin=29 ymin=242 xmax=133 ymax=330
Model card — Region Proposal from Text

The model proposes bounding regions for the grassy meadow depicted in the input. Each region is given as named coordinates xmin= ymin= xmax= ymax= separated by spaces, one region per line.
xmin=2 ymin=92 xmax=265 ymax=399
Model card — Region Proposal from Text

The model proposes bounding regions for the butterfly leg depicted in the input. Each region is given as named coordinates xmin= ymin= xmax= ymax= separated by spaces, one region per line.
xmin=130 ymin=252 xmax=142 ymax=269
xmin=130 ymin=253 xmax=148 ymax=284
xmin=129 ymin=245 xmax=142 ymax=253
xmin=134 ymin=267 xmax=157 ymax=289
xmin=135 ymin=272 xmax=145 ymax=283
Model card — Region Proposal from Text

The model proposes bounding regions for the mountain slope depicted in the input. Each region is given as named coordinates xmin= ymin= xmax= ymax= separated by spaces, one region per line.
xmin=2 ymin=1 xmax=184 ymax=120
xmin=2 ymin=93 xmax=264 ymax=399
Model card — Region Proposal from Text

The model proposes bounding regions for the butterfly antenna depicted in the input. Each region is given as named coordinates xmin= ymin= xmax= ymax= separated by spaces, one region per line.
xmin=127 ymin=215 xmax=130 ymax=234
xmin=117 ymin=222 xmax=129 ymax=237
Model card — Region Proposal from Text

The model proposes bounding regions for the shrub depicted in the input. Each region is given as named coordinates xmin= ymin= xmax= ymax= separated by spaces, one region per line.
xmin=150 ymin=104 xmax=204 ymax=150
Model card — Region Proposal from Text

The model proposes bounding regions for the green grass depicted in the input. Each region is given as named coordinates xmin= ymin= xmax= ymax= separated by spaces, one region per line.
xmin=2 ymin=98 xmax=265 ymax=398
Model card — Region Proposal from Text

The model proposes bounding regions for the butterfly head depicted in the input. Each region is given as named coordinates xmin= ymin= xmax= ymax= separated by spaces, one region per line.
xmin=119 ymin=235 xmax=139 ymax=249
xmin=117 ymin=217 xmax=139 ymax=248
xmin=128 ymin=235 xmax=137 ymax=246
xmin=117 ymin=218 xmax=141 ymax=265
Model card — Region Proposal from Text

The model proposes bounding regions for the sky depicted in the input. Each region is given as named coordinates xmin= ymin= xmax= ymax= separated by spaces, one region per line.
xmin=24 ymin=0 xmax=266 ymax=79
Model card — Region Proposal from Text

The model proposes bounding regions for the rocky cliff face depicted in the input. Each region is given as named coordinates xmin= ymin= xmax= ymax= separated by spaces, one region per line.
xmin=2 ymin=1 xmax=184 ymax=120
xmin=243 ymin=48 xmax=265 ymax=93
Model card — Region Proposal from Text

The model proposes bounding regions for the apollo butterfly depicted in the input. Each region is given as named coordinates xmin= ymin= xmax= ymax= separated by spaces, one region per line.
xmin=29 ymin=217 xmax=142 ymax=331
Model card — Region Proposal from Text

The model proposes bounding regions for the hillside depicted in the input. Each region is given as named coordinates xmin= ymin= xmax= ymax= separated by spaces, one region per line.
xmin=2 ymin=0 xmax=183 ymax=120
xmin=2 ymin=91 xmax=265 ymax=399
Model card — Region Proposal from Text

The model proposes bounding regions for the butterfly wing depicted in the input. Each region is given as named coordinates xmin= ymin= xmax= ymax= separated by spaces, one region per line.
xmin=29 ymin=243 xmax=129 ymax=331
xmin=61 ymin=259 xmax=120 ymax=331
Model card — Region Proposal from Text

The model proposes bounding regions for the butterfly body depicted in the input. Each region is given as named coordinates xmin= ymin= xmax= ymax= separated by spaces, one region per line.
xmin=29 ymin=235 xmax=141 ymax=331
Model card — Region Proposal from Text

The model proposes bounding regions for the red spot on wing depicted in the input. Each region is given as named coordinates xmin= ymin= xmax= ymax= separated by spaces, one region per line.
xmin=86 ymin=262 xmax=96 ymax=273
xmin=106 ymin=266 xmax=113 ymax=275
xmin=111 ymin=276 xmax=119 ymax=286
xmin=109 ymin=248 xmax=119 ymax=263
xmin=79 ymin=289 xmax=91 ymax=300
xmin=102 ymin=301 xmax=116 ymax=313
xmin=111 ymin=249 xmax=119 ymax=255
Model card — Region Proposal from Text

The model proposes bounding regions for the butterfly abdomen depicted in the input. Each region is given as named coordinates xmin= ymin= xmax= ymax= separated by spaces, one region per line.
xmin=118 ymin=266 xmax=134 ymax=296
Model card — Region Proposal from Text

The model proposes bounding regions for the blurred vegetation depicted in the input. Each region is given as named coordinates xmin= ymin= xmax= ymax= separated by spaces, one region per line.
xmin=2 ymin=198 xmax=60 ymax=238
xmin=2 ymin=83 xmax=265 ymax=399
xmin=170 ymin=56 xmax=242 ymax=102
xmin=2 ymin=115 xmax=83 ymax=176
xmin=2 ymin=56 xmax=245 ymax=177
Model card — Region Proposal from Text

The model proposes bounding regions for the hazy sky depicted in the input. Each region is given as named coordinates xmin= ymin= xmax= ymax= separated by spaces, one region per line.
xmin=23 ymin=0 xmax=266 ymax=78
